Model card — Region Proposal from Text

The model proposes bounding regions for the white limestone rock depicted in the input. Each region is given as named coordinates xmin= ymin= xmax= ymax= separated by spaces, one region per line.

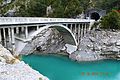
xmin=62 ymin=44 xmax=77 ymax=54
xmin=0 ymin=44 xmax=49 ymax=80
xmin=0 ymin=61 xmax=49 ymax=80
xmin=116 ymin=40 xmax=120 ymax=46
xmin=89 ymin=36 xmax=96 ymax=42
xmin=0 ymin=44 xmax=19 ymax=63
xmin=107 ymin=38 xmax=117 ymax=45
xmin=70 ymin=30 xmax=120 ymax=61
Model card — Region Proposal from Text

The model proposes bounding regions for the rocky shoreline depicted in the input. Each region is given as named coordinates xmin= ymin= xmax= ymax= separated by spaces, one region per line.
xmin=69 ymin=30 xmax=120 ymax=61
xmin=25 ymin=28 xmax=120 ymax=62
xmin=1 ymin=28 xmax=120 ymax=80
xmin=0 ymin=44 xmax=49 ymax=80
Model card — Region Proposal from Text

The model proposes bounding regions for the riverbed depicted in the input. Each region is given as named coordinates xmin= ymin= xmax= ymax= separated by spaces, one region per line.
xmin=23 ymin=54 xmax=120 ymax=80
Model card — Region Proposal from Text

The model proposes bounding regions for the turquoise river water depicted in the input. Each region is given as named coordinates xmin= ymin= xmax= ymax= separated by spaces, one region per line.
xmin=23 ymin=54 xmax=120 ymax=80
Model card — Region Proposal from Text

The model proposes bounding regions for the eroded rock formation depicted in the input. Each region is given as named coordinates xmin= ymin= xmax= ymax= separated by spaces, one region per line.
xmin=0 ymin=44 xmax=49 ymax=80
xmin=70 ymin=30 xmax=120 ymax=61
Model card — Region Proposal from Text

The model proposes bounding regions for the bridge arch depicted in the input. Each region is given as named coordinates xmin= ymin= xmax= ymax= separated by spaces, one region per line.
xmin=16 ymin=24 xmax=77 ymax=54
xmin=29 ymin=24 xmax=77 ymax=46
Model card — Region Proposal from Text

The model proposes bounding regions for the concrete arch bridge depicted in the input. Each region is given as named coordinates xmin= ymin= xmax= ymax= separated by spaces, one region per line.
xmin=0 ymin=17 xmax=95 ymax=55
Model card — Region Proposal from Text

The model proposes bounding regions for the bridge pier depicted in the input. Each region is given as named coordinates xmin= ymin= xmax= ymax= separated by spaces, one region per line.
xmin=83 ymin=24 xmax=86 ymax=37
xmin=16 ymin=27 xmax=19 ymax=34
xmin=74 ymin=24 xmax=77 ymax=39
xmin=0 ymin=29 xmax=2 ymax=44
xmin=21 ymin=27 xmax=24 ymax=32
xmin=8 ymin=28 xmax=12 ymax=46
xmin=11 ymin=27 xmax=16 ymax=55
xmin=3 ymin=28 xmax=7 ymax=47
xmin=25 ymin=26 xmax=28 ymax=38
xmin=81 ymin=24 xmax=84 ymax=39
xmin=78 ymin=24 xmax=80 ymax=44
xmin=70 ymin=24 xmax=73 ymax=32
xmin=37 ymin=25 xmax=39 ymax=30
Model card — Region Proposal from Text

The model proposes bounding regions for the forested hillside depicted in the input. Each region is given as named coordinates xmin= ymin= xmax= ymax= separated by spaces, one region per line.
xmin=0 ymin=0 xmax=120 ymax=17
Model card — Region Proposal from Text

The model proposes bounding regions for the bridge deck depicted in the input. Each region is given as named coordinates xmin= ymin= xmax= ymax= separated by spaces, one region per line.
xmin=0 ymin=17 xmax=94 ymax=26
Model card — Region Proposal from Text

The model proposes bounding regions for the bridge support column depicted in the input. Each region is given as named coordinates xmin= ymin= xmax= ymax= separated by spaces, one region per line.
xmin=25 ymin=26 xmax=28 ymax=38
xmin=8 ymin=28 xmax=12 ymax=46
xmin=0 ymin=29 xmax=2 ymax=44
xmin=66 ymin=24 xmax=68 ymax=27
xmin=86 ymin=23 xmax=89 ymax=33
xmin=11 ymin=27 xmax=16 ymax=55
xmin=70 ymin=24 xmax=73 ymax=32
xmin=74 ymin=24 xmax=77 ymax=39
xmin=84 ymin=23 xmax=86 ymax=36
xmin=37 ymin=25 xmax=39 ymax=30
xmin=78 ymin=24 xmax=80 ymax=44
xmin=21 ymin=27 xmax=24 ymax=32
xmin=3 ymin=28 xmax=6 ymax=47
xmin=81 ymin=24 xmax=84 ymax=39
xmin=16 ymin=27 xmax=19 ymax=34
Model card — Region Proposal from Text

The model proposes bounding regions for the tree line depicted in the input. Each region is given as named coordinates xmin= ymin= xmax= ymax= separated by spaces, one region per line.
xmin=0 ymin=0 xmax=120 ymax=17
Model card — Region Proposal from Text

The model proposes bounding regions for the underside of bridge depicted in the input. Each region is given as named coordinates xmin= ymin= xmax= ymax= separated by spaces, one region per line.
xmin=30 ymin=24 xmax=77 ymax=46
xmin=16 ymin=24 xmax=77 ymax=54
xmin=50 ymin=26 xmax=77 ymax=46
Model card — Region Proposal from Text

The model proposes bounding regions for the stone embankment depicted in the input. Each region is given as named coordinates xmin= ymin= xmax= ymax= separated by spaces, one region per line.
xmin=0 ymin=44 xmax=49 ymax=80
xmin=70 ymin=30 xmax=120 ymax=61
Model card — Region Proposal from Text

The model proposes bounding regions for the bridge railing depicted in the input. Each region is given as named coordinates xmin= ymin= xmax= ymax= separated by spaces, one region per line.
xmin=0 ymin=17 xmax=94 ymax=26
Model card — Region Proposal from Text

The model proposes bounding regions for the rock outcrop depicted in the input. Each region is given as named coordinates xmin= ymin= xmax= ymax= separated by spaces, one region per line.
xmin=19 ymin=28 xmax=65 ymax=55
xmin=70 ymin=30 xmax=120 ymax=61
xmin=0 ymin=44 xmax=49 ymax=80
xmin=0 ymin=44 xmax=19 ymax=64
xmin=0 ymin=61 xmax=48 ymax=80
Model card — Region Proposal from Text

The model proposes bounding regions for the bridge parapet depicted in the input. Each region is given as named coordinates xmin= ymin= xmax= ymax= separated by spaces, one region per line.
xmin=0 ymin=17 xmax=94 ymax=26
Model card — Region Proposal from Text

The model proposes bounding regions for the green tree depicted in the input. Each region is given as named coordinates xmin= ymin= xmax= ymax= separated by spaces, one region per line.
xmin=95 ymin=0 xmax=120 ymax=12
xmin=100 ymin=10 xmax=120 ymax=29
xmin=63 ymin=0 xmax=82 ymax=18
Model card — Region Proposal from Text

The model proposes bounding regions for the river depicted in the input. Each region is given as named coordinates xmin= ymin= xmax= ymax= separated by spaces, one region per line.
xmin=22 ymin=54 xmax=120 ymax=80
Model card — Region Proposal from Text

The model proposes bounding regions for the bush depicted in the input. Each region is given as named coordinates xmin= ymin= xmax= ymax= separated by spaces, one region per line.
xmin=100 ymin=10 xmax=120 ymax=30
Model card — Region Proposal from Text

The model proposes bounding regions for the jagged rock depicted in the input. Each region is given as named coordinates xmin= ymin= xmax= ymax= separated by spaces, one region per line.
xmin=107 ymin=38 xmax=117 ymax=45
xmin=116 ymin=40 xmax=120 ymax=46
xmin=61 ymin=44 xmax=77 ymax=54
xmin=103 ymin=46 xmax=119 ymax=53
xmin=0 ymin=44 xmax=19 ymax=64
xmin=89 ymin=36 xmax=96 ymax=42
xmin=94 ymin=45 xmax=102 ymax=51
xmin=0 ymin=44 xmax=49 ymax=80
xmin=0 ymin=61 xmax=49 ymax=80
xmin=87 ymin=44 xmax=93 ymax=48
xmin=19 ymin=28 xmax=65 ymax=54
xmin=69 ymin=50 xmax=104 ymax=61
xmin=70 ymin=30 xmax=120 ymax=61
xmin=101 ymin=38 xmax=109 ymax=45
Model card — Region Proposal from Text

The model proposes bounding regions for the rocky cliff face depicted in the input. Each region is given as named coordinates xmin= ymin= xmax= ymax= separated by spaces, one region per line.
xmin=0 ymin=44 xmax=49 ymax=80
xmin=19 ymin=28 xmax=65 ymax=55
xmin=0 ymin=44 xmax=19 ymax=64
xmin=70 ymin=30 xmax=120 ymax=61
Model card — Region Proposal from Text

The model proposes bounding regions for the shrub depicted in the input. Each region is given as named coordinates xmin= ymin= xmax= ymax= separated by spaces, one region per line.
xmin=100 ymin=10 xmax=120 ymax=30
